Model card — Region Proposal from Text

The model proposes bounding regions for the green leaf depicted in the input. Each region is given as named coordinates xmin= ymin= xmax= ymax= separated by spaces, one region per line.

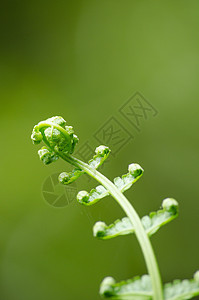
xmin=99 ymin=275 xmax=152 ymax=299
xmin=114 ymin=164 xmax=144 ymax=193
xmin=58 ymin=168 xmax=83 ymax=185
xmin=164 ymin=271 xmax=199 ymax=300
xmin=88 ymin=145 xmax=110 ymax=169
xmin=93 ymin=198 xmax=178 ymax=239
xmin=77 ymin=185 xmax=109 ymax=206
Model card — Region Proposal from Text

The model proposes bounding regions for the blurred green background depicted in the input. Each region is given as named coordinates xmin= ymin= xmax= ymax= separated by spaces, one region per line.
xmin=1 ymin=1 xmax=199 ymax=299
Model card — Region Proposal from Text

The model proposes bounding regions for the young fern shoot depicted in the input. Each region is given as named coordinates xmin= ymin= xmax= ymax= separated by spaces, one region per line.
xmin=31 ymin=116 xmax=199 ymax=300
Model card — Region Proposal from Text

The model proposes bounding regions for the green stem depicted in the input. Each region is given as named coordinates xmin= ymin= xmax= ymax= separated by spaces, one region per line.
xmin=61 ymin=154 xmax=164 ymax=300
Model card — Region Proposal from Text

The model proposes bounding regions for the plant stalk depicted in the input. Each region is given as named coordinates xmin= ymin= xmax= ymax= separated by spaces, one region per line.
xmin=61 ymin=154 xmax=164 ymax=300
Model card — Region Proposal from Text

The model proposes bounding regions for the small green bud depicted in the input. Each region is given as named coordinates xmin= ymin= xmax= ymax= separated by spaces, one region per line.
xmin=77 ymin=190 xmax=89 ymax=204
xmin=162 ymin=198 xmax=178 ymax=214
xmin=59 ymin=168 xmax=83 ymax=185
xmin=38 ymin=147 xmax=59 ymax=165
xmin=31 ymin=126 xmax=43 ymax=144
xmin=93 ymin=221 xmax=106 ymax=237
xmin=99 ymin=277 xmax=115 ymax=297
xmin=128 ymin=163 xmax=144 ymax=177
xmin=88 ymin=145 xmax=110 ymax=169
xmin=95 ymin=145 xmax=110 ymax=156
xmin=194 ymin=270 xmax=199 ymax=282
xmin=58 ymin=172 xmax=71 ymax=184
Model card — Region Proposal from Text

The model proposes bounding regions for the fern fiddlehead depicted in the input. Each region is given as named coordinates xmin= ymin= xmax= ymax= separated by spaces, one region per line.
xmin=31 ymin=116 xmax=199 ymax=300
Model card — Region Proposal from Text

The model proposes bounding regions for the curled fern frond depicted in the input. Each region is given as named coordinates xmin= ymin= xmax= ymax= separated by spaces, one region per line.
xmin=58 ymin=168 xmax=83 ymax=185
xmin=31 ymin=126 xmax=43 ymax=144
xmin=100 ymin=275 xmax=152 ymax=299
xmin=32 ymin=116 xmax=193 ymax=300
xmin=93 ymin=198 xmax=178 ymax=239
xmin=38 ymin=146 xmax=59 ymax=165
xmin=88 ymin=145 xmax=110 ymax=169
xmin=114 ymin=163 xmax=144 ymax=193
xmin=93 ymin=217 xmax=133 ymax=240
xmin=77 ymin=185 xmax=109 ymax=206
xmin=164 ymin=271 xmax=199 ymax=300
xmin=142 ymin=198 xmax=178 ymax=236
xmin=31 ymin=116 xmax=79 ymax=155
xmin=58 ymin=145 xmax=109 ymax=186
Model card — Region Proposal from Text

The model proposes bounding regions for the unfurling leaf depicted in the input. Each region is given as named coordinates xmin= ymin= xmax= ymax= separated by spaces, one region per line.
xmin=59 ymin=168 xmax=83 ymax=185
xmin=77 ymin=185 xmax=109 ymax=206
xmin=32 ymin=116 xmax=195 ymax=300
xmin=38 ymin=147 xmax=59 ymax=165
xmin=31 ymin=116 xmax=79 ymax=155
xmin=93 ymin=217 xmax=133 ymax=240
xmin=114 ymin=163 xmax=144 ymax=193
xmin=31 ymin=126 xmax=43 ymax=144
xmin=93 ymin=198 xmax=178 ymax=239
xmin=59 ymin=145 xmax=110 ymax=186
xmin=100 ymin=275 xmax=152 ymax=299
xmin=142 ymin=198 xmax=178 ymax=236
xmin=164 ymin=271 xmax=199 ymax=300
xmin=88 ymin=145 xmax=110 ymax=169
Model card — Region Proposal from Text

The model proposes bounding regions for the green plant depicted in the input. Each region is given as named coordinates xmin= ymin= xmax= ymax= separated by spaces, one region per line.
xmin=31 ymin=116 xmax=199 ymax=300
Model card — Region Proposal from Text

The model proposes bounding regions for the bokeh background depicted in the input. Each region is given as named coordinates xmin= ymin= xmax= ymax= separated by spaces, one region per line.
xmin=1 ymin=1 xmax=199 ymax=299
